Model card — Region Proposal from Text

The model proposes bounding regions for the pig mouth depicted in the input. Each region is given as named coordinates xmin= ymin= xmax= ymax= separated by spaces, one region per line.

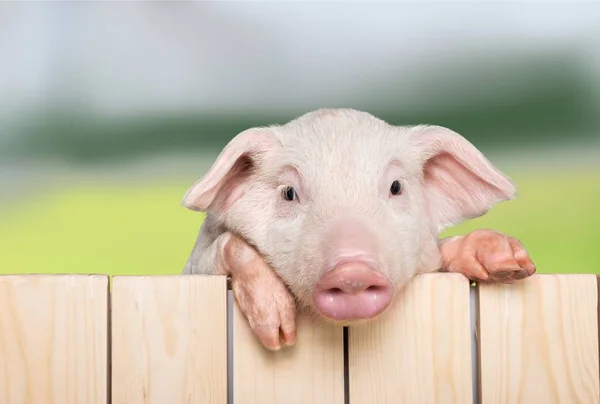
xmin=311 ymin=263 xmax=394 ymax=322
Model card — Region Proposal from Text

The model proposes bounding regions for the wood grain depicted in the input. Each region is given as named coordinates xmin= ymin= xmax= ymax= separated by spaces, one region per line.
xmin=348 ymin=273 xmax=474 ymax=404
xmin=478 ymin=274 xmax=600 ymax=404
xmin=111 ymin=275 xmax=228 ymax=404
xmin=0 ymin=274 xmax=109 ymax=404
xmin=233 ymin=302 xmax=344 ymax=404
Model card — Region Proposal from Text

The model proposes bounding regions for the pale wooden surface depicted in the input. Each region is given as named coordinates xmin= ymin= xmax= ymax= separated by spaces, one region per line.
xmin=0 ymin=275 xmax=109 ymax=404
xmin=111 ymin=275 xmax=228 ymax=404
xmin=349 ymin=273 xmax=474 ymax=404
xmin=478 ymin=274 xmax=600 ymax=404
xmin=233 ymin=302 xmax=344 ymax=404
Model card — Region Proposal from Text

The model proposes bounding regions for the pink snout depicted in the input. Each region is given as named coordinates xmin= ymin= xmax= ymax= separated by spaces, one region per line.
xmin=312 ymin=261 xmax=393 ymax=322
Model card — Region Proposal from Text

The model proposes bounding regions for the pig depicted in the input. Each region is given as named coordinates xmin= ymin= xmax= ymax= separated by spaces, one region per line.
xmin=181 ymin=108 xmax=536 ymax=351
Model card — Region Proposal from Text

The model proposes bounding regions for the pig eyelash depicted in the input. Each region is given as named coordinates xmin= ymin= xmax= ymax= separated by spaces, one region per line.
xmin=281 ymin=186 xmax=299 ymax=202
xmin=389 ymin=180 xmax=403 ymax=196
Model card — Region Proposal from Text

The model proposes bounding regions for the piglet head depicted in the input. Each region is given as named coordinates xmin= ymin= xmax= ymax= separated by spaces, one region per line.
xmin=182 ymin=109 xmax=516 ymax=324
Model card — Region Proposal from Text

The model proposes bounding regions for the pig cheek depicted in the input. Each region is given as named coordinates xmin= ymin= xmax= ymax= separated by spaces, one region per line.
xmin=277 ymin=225 xmax=324 ymax=308
xmin=405 ymin=188 xmax=444 ymax=272
xmin=294 ymin=232 xmax=327 ymax=308
xmin=382 ymin=194 xmax=423 ymax=285
xmin=263 ymin=213 xmax=316 ymax=305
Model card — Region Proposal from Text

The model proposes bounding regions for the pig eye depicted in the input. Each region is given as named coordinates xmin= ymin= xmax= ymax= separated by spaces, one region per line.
xmin=282 ymin=186 xmax=298 ymax=201
xmin=389 ymin=180 xmax=402 ymax=196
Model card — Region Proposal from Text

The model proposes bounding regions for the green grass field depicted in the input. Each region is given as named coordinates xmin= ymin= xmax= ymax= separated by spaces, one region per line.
xmin=0 ymin=168 xmax=598 ymax=276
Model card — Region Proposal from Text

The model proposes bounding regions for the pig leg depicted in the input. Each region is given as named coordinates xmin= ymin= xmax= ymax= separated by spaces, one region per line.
xmin=185 ymin=230 xmax=297 ymax=351
xmin=439 ymin=229 xmax=536 ymax=283
xmin=225 ymin=233 xmax=298 ymax=350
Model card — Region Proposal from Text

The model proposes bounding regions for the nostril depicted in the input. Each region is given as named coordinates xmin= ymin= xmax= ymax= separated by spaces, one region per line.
xmin=326 ymin=284 xmax=387 ymax=295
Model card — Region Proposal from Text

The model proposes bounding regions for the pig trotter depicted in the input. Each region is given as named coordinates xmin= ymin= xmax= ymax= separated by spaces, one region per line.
xmin=222 ymin=233 xmax=297 ymax=351
xmin=439 ymin=229 xmax=536 ymax=283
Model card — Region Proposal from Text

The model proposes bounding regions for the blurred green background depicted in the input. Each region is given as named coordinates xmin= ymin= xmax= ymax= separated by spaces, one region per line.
xmin=0 ymin=2 xmax=598 ymax=277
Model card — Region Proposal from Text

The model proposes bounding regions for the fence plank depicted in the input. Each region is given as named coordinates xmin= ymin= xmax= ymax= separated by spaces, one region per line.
xmin=0 ymin=275 xmax=109 ymax=404
xmin=111 ymin=275 xmax=228 ymax=404
xmin=233 ymin=302 xmax=344 ymax=404
xmin=478 ymin=274 xmax=600 ymax=404
xmin=349 ymin=272 xmax=473 ymax=404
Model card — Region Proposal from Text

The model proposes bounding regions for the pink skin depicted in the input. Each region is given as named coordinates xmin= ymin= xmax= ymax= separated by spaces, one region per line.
xmin=181 ymin=108 xmax=538 ymax=351
xmin=216 ymin=228 xmax=536 ymax=350
xmin=439 ymin=230 xmax=536 ymax=283
xmin=312 ymin=220 xmax=394 ymax=321
xmin=313 ymin=262 xmax=393 ymax=321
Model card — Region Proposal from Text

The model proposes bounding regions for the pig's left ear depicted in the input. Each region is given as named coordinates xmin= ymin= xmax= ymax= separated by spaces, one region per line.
xmin=182 ymin=127 xmax=280 ymax=214
xmin=409 ymin=125 xmax=516 ymax=233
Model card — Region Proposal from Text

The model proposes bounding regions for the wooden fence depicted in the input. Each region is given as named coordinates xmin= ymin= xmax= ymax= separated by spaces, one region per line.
xmin=0 ymin=273 xmax=598 ymax=404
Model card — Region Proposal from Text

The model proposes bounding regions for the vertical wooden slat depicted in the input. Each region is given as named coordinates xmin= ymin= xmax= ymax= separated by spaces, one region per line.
xmin=233 ymin=303 xmax=344 ymax=404
xmin=111 ymin=275 xmax=228 ymax=404
xmin=0 ymin=275 xmax=109 ymax=404
xmin=478 ymin=274 xmax=600 ymax=404
xmin=349 ymin=273 xmax=473 ymax=404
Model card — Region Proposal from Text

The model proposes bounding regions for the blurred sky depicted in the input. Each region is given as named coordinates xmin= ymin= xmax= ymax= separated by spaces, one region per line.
xmin=1 ymin=1 xmax=600 ymax=119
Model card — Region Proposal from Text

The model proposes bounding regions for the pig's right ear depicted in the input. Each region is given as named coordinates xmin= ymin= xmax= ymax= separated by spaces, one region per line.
xmin=181 ymin=128 xmax=280 ymax=213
